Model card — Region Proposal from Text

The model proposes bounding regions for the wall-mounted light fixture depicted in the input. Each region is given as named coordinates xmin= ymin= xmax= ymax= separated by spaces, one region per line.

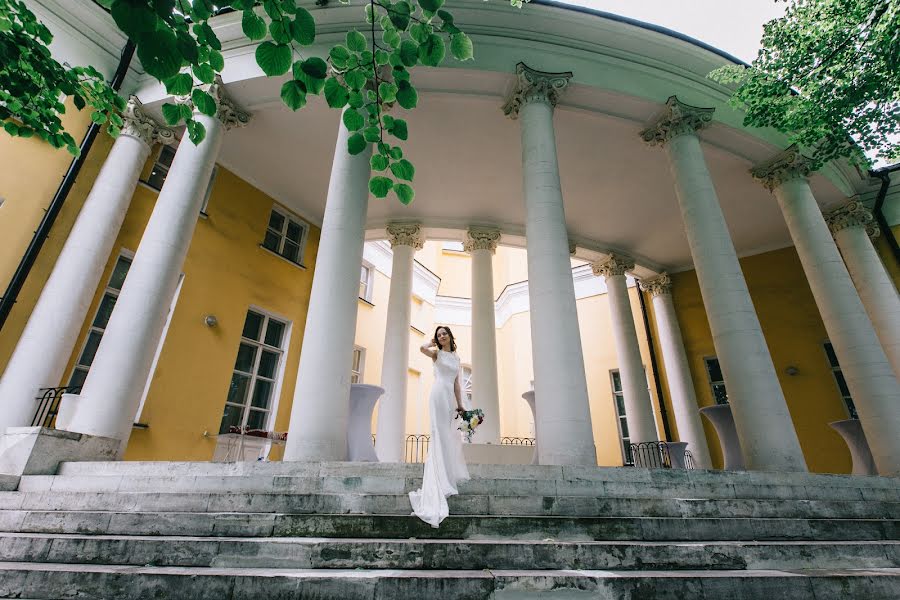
xmin=204 ymin=315 xmax=218 ymax=327
xmin=785 ymin=366 xmax=799 ymax=376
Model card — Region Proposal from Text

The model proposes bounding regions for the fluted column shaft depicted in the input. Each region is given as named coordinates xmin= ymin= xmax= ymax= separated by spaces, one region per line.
xmin=376 ymin=224 xmax=423 ymax=462
xmin=827 ymin=202 xmax=900 ymax=379
xmin=593 ymin=256 xmax=657 ymax=444
xmin=0 ymin=99 xmax=172 ymax=433
xmin=640 ymin=274 xmax=713 ymax=469
xmin=466 ymin=227 xmax=501 ymax=443
xmin=641 ymin=97 xmax=806 ymax=472
xmin=752 ymin=151 xmax=900 ymax=476
xmin=505 ymin=63 xmax=596 ymax=465
xmin=283 ymin=113 xmax=372 ymax=462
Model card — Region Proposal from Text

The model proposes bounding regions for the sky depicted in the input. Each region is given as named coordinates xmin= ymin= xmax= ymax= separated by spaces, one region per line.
xmin=558 ymin=0 xmax=787 ymax=63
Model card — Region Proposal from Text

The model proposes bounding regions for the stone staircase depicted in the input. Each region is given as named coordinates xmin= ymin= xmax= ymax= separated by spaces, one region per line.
xmin=0 ymin=461 xmax=896 ymax=598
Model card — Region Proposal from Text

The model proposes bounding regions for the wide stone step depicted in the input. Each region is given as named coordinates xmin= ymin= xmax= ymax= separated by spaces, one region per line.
xmin=0 ymin=562 xmax=898 ymax=599
xmin=0 ymin=510 xmax=896 ymax=541
xmin=0 ymin=490 xmax=896 ymax=520
xmin=1 ymin=533 xmax=897 ymax=572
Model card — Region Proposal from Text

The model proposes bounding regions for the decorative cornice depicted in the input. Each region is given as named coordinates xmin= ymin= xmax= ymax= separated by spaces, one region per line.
xmin=639 ymin=96 xmax=714 ymax=146
xmin=120 ymin=96 xmax=175 ymax=147
xmin=464 ymin=226 xmax=501 ymax=254
xmin=750 ymin=145 xmax=813 ymax=191
xmin=638 ymin=273 xmax=672 ymax=297
xmin=386 ymin=222 xmax=425 ymax=249
xmin=177 ymin=75 xmax=251 ymax=130
xmin=591 ymin=253 xmax=634 ymax=278
xmin=502 ymin=62 xmax=573 ymax=119
xmin=825 ymin=199 xmax=880 ymax=240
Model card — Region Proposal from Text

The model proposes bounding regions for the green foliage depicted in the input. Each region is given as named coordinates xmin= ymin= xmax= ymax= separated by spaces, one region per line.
xmin=710 ymin=0 xmax=900 ymax=169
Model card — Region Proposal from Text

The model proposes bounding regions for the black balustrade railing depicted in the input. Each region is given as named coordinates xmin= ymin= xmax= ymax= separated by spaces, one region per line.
xmin=32 ymin=386 xmax=81 ymax=428
xmin=627 ymin=441 xmax=695 ymax=470
xmin=500 ymin=436 xmax=536 ymax=446
xmin=405 ymin=434 xmax=430 ymax=463
xmin=684 ymin=449 xmax=696 ymax=470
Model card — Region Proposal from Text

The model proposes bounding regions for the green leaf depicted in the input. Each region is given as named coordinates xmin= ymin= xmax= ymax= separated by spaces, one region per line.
xmin=389 ymin=118 xmax=408 ymax=140
xmin=262 ymin=0 xmax=281 ymax=19
xmin=164 ymin=73 xmax=194 ymax=95
xmin=417 ymin=0 xmax=444 ymax=12
xmin=450 ymin=32 xmax=473 ymax=61
xmin=399 ymin=40 xmax=418 ymax=67
xmin=324 ymin=78 xmax=350 ymax=108
xmin=176 ymin=30 xmax=199 ymax=64
xmin=396 ymin=80 xmax=418 ymax=109
xmin=329 ymin=45 xmax=351 ymax=69
xmin=280 ymin=80 xmax=307 ymax=110
xmin=344 ymin=70 xmax=367 ymax=91
xmin=256 ymin=41 xmax=292 ymax=76
xmin=378 ymin=82 xmax=397 ymax=103
xmin=383 ymin=29 xmax=401 ymax=50
xmin=389 ymin=146 xmax=403 ymax=159
xmin=347 ymin=30 xmax=367 ymax=52
xmin=291 ymin=7 xmax=316 ymax=45
xmin=375 ymin=50 xmax=391 ymax=66
xmin=192 ymin=88 xmax=218 ymax=117
xmin=437 ymin=9 xmax=454 ymax=25
xmin=300 ymin=57 xmax=328 ymax=80
xmin=388 ymin=2 xmax=411 ymax=30
xmin=192 ymin=63 xmax=215 ymax=84
xmin=3 ymin=121 xmax=18 ymax=137
xmin=395 ymin=183 xmax=414 ymax=205
xmin=242 ymin=10 xmax=267 ymax=41
xmin=186 ymin=118 xmax=206 ymax=144
xmin=137 ymin=29 xmax=184 ymax=80
xmin=72 ymin=94 xmax=86 ymax=110
xmin=293 ymin=58 xmax=328 ymax=95
xmin=370 ymin=154 xmax=389 ymax=170
xmin=348 ymin=91 xmax=364 ymax=109
xmin=418 ymin=34 xmax=445 ymax=67
xmin=363 ymin=125 xmax=381 ymax=143
xmin=369 ymin=176 xmax=393 ymax=198
xmin=191 ymin=0 xmax=214 ymax=20
xmin=270 ymin=19 xmax=292 ymax=44
xmin=209 ymin=50 xmax=225 ymax=72
xmin=390 ymin=159 xmax=415 ymax=181
xmin=347 ymin=132 xmax=367 ymax=155
xmin=197 ymin=22 xmax=221 ymax=51
xmin=162 ymin=102 xmax=185 ymax=125
xmin=89 ymin=110 xmax=107 ymax=125
xmin=342 ymin=109 xmax=365 ymax=131
xmin=410 ymin=23 xmax=430 ymax=44
xmin=111 ymin=1 xmax=157 ymax=39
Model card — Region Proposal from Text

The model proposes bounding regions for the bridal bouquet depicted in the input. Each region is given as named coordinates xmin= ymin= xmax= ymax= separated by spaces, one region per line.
xmin=456 ymin=409 xmax=485 ymax=443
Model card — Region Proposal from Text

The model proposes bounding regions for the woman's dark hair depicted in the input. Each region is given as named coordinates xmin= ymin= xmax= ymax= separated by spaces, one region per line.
xmin=433 ymin=325 xmax=457 ymax=352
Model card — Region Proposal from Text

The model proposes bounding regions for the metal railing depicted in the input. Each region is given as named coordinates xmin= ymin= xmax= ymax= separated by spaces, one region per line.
xmin=500 ymin=436 xmax=535 ymax=446
xmin=628 ymin=441 xmax=694 ymax=470
xmin=405 ymin=434 xmax=430 ymax=463
xmin=32 ymin=386 xmax=81 ymax=428
xmin=684 ymin=449 xmax=696 ymax=470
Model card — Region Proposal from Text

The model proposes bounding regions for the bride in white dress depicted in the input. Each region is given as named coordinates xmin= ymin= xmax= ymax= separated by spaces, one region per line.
xmin=409 ymin=325 xmax=470 ymax=527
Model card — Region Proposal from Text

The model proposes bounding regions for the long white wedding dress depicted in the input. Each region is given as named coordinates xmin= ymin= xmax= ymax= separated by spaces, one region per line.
xmin=409 ymin=349 xmax=470 ymax=527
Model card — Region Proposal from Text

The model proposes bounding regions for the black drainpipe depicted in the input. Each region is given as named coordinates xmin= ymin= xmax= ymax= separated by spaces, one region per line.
xmin=637 ymin=286 xmax=673 ymax=442
xmin=0 ymin=41 xmax=136 ymax=332
xmin=870 ymin=164 xmax=900 ymax=266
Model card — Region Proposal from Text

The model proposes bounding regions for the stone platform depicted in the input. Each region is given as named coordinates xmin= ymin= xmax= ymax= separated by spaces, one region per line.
xmin=0 ymin=461 xmax=896 ymax=598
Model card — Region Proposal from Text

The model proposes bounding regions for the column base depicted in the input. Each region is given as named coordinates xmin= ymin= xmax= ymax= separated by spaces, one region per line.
xmin=0 ymin=427 xmax=120 ymax=477
xmin=829 ymin=419 xmax=877 ymax=476
xmin=699 ymin=405 xmax=745 ymax=471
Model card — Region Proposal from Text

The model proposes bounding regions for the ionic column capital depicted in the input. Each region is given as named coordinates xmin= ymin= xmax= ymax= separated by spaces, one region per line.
xmin=386 ymin=222 xmax=424 ymax=249
xmin=640 ymin=96 xmax=715 ymax=146
xmin=825 ymin=199 xmax=880 ymax=240
xmin=502 ymin=62 xmax=573 ymax=119
xmin=177 ymin=75 xmax=251 ymax=130
xmin=120 ymin=96 xmax=176 ymax=147
xmin=464 ymin=226 xmax=501 ymax=254
xmin=750 ymin=145 xmax=814 ymax=191
xmin=591 ymin=253 xmax=635 ymax=278
xmin=639 ymin=273 xmax=672 ymax=297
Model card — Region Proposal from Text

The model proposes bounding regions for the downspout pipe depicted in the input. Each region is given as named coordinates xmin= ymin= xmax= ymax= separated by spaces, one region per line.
xmin=637 ymin=285 xmax=674 ymax=442
xmin=870 ymin=163 xmax=900 ymax=266
xmin=0 ymin=41 xmax=136 ymax=332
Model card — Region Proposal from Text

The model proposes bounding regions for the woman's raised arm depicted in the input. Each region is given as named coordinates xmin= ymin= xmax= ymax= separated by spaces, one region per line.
xmin=420 ymin=340 xmax=438 ymax=360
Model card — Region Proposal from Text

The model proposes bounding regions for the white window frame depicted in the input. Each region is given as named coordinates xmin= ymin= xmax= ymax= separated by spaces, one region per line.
xmin=359 ymin=262 xmax=374 ymax=302
xmin=610 ymin=370 xmax=633 ymax=466
xmin=67 ymin=250 xmax=134 ymax=388
xmin=703 ymin=356 xmax=729 ymax=406
xmin=261 ymin=204 xmax=310 ymax=266
xmin=823 ymin=340 xmax=858 ymax=419
xmin=199 ymin=166 xmax=217 ymax=216
xmin=142 ymin=145 xmax=217 ymax=217
xmin=461 ymin=365 xmax=473 ymax=409
xmin=351 ymin=346 xmax=366 ymax=384
xmin=143 ymin=145 xmax=176 ymax=192
xmin=220 ymin=307 xmax=291 ymax=434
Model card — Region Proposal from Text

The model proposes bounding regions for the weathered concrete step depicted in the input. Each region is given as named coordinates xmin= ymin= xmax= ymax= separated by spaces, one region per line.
xmin=0 ymin=490 xmax=896 ymax=520
xmin=1 ymin=533 xmax=896 ymax=571
xmin=0 ymin=563 xmax=898 ymax=599
xmin=0 ymin=510 xmax=896 ymax=541
xmin=17 ymin=474 xmax=900 ymax=502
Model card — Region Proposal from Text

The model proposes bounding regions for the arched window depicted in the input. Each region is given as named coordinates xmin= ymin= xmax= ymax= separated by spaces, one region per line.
xmin=461 ymin=365 xmax=473 ymax=409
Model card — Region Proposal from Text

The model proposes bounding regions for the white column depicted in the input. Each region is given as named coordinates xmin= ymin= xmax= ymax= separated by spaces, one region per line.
xmin=283 ymin=113 xmax=373 ymax=462
xmin=640 ymin=96 xmax=806 ymax=472
xmin=640 ymin=274 xmax=713 ymax=469
xmin=375 ymin=223 xmax=424 ymax=463
xmin=63 ymin=79 xmax=248 ymax=446
xmin=752 ymin=148 xmax=900 ymax=476
xmin=826 ymin=201 xmax=900 ymax=379
xmin=0 ymin=98 xmax=173 ymax=432
xmin=465 ymin=226 xmax=502 ymax=444
xmin=503 ymin=62 xmax=596 ymax=466
xmin=592 ymin=255 xmax=658 ymax=444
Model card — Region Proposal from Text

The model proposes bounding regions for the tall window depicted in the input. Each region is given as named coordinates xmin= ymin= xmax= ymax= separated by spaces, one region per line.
xmin=262 ymin=206 xmax=308 ymax=265
xmin=359 ymin=264 xmax=373 ymax=302
xmin=610 ymin=370 xmax=633 ymax=465
xmin=219 ymin=309 xmax=288 ymax=434
xmin=351 ymin=347 xmax=365 ymax=384
xmin=68 ymin=254 xmax=132 ymax=388
xmin=143 ymin=146 xmax=217 ymax=214
xmin=704 ymin=357 xmax=729 ymax=405
xmin=461 ymin=366 xmax=473 ymax=408
xmin=823 ymin=341 xmax=858 ymax=419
